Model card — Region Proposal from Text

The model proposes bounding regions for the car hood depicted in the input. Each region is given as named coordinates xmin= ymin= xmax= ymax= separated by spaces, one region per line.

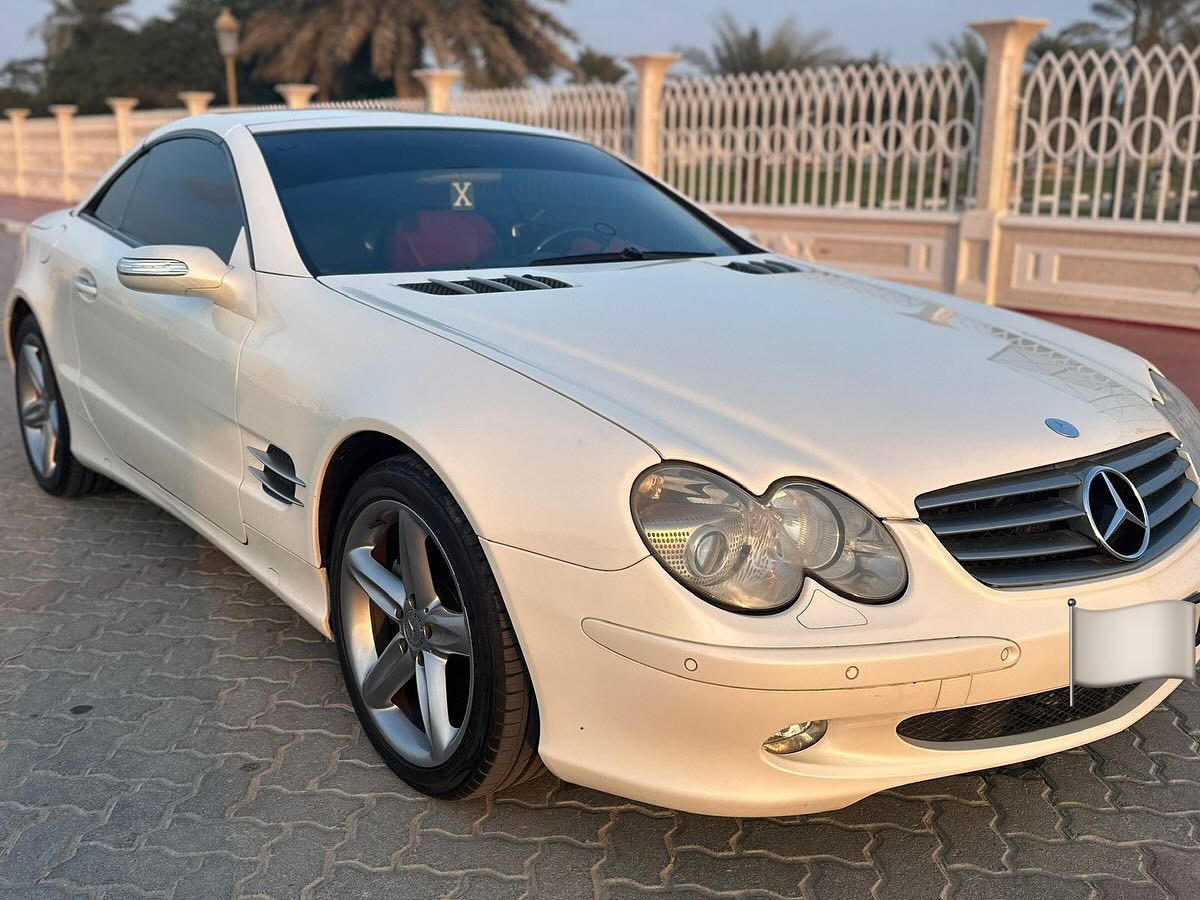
xmin=323 ymin=258 xmax=1167 ymax=518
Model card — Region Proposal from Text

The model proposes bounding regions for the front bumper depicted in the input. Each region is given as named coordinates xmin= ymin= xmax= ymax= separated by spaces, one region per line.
xmin=483 ymin=517 xmax=1200 ymax=818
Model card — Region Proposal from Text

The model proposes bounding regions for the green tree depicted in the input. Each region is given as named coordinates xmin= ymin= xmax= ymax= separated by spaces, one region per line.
xmin=130 ymin=0 xmax=281 ymax=108
xmin=570 ymin=47 xmax=625 ymax=84
xmin=38 ymin=0 xmax=142 ymax=112
xmin=680 ymin=12 xmax=845 ymax=76
xmin=0 ymin=58 xmax=47 ymax=113
xmin=1063 ymin=0 xmax=1200 ymax=50
xmin=38 ymin=0 xmax=135 ymax=55
xmin=929 ymin=30 xmax=987 ymax=83
xmin=239 ymin=0 xmax=577 ymax=99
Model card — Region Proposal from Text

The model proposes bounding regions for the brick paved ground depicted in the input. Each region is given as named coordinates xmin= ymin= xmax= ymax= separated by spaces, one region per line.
xmin=4 ymin=232 xmax=1200 ymax=899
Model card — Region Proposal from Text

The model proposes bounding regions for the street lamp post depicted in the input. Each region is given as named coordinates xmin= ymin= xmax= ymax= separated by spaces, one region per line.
xmin=214 ymin=7 xmax=241 ymax=108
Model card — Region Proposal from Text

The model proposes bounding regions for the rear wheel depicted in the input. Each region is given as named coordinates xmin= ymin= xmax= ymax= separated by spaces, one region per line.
xmin=13 ymin=317 xmax=111 ymax=497
xmin=330 ymin=454 xmax=543 ymax=798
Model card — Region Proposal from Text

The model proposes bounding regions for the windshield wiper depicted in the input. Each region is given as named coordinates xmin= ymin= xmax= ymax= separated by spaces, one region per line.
xmin=530 ymin=247 xmax=716 ymax=266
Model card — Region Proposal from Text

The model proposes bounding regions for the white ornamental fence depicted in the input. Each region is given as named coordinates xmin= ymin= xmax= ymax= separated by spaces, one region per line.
xmin=660 ymin=63 xmax=980 ymax=211
xmin=1014 ymin=45 xmax=1200 ymax=223
xmin=449 ymin=83 xmax=633 ymax=157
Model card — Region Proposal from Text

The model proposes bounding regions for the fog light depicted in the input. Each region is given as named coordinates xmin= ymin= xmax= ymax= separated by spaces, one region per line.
xmin=762 ymin=720 xmax=827 ymax=755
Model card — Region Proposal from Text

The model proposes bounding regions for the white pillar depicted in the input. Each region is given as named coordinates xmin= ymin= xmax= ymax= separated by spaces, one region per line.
xmin=412 ymin=69 xmax=462 ymax=114
xmin=955 ymin=18 xmax=1047 ymax=304
xmin=178 ymin=91 xmax=215 ymax=116
xmin=49 ymin=104 xmax=78 ymax=203
xmin=105 ymin=96 xmax=139 ymax=154
xmin=275 ymin=83 xmax=319 ymax=110
xmin=5 ymin=108 xmax=30 ymax=198
xmin=625 ymin=53 xmax=680 ymax=177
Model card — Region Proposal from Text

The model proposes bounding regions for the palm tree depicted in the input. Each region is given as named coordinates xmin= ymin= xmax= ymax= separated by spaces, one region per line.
xmin=240 ymin=0 xmax=577 ymax=99
xmin=1063 ymin=0 xmax=1200 ymax=50
xmin=680 ymin=12 xmax=845 ymax=76
xmin=571 ymin=48 xmax=626 ymax=84
xmin=37 ymin=0 xmax=135 ymax=56
xmin=929 ymin=30 xmax=987 ymax=83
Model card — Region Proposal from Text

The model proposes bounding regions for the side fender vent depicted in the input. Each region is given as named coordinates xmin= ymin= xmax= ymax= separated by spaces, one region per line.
xmin=248 ymin=445 xmax=305 ymax=507
xmin=725 ymin=259 xmax=805 ymax=275
xmin=399 ymin=274 xmax=574 ymax=295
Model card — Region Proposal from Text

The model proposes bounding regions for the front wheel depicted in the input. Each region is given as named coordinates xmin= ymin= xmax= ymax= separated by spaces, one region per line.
xmin=330 ymin=454 xmax=543 ymax=798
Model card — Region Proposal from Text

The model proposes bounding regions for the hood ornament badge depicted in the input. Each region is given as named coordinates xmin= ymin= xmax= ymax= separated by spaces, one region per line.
xmin=1082 ymin=466 xmax=1151 ymax=561
xmin=1045 ymin=418 xmax=1080 ymax=438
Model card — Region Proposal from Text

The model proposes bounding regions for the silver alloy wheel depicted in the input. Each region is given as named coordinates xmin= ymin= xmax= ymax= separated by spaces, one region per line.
xmin=16 ymin=336 xmax=60 ymax=480
xmin=340 ymin=499 xmax=473 ymax=767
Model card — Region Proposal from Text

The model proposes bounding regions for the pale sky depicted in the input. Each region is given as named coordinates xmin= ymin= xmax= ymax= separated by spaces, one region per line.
xmin=1 ymin=0 xmax=1099 ymax=68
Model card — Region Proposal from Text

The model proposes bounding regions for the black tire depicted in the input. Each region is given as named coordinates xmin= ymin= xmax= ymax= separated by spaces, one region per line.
xmin=330 ymin=453 xmax=543 ymax=798
xmin=12 ymin=316 xmax=113 ymax=497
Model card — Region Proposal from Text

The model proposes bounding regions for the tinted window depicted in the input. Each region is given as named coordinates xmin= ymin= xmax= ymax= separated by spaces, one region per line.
xmin=90 ymin=154 xmax=147 ymax=229
xmin=256 ymin=128 xmax=749 ymax=276
xmin=120 ymin=137 xmax=244 ymax=262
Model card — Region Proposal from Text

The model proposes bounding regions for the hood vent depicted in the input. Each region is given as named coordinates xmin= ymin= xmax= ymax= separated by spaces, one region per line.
xmin=399 ymin=274 xmax=574 ymax=295
xmin=725 ymin=259 xmax=804 ymax=275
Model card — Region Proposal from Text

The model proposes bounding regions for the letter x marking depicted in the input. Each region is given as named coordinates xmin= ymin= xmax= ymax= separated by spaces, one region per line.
xmin=451 ymin=181 xmax=474 ymax=209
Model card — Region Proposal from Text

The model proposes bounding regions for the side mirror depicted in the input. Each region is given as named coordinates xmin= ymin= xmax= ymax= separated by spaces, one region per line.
xmin=117 ymin=244 xmax=233 ymax=303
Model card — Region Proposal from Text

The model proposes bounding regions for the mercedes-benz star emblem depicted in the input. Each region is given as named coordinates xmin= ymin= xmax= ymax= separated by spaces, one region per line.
xmin=1082 ymin=466 xmax=1151 ymax=561
xmin=1045 ymin=418 xmax=1080 ymax=438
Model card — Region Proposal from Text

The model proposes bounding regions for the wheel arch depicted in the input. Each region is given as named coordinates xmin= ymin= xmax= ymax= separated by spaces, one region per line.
xmin=315 ymin=429 xmax=420 ymax=570
xmin=5 ymin=294 xmax=34 ymax=367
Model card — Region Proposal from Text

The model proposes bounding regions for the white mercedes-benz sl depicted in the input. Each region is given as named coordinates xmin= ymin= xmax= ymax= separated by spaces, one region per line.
xmin=6 ymin=110 xmax=1200 ymax=816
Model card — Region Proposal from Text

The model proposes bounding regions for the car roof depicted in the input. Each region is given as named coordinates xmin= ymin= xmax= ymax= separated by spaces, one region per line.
xmin=153 ymin=108 xmax=572 ymax=142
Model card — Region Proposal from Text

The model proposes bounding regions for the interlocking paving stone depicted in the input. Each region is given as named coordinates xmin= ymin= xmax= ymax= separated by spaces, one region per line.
xmin=932 ymin=797 xmax=1008 ymax=872
xmin=670 ymin=848 xmax=809 ymax=897
xmin=598 ymin=811 xmax=673 ymax=887
xmin=3 ymin=228 xmax=1200 ymax=896
xmin=869 ymin=828 xmax=948 ymax=900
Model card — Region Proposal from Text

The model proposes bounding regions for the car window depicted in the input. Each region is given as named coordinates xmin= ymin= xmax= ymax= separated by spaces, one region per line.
xmin=119 ymin=137 xmax=244 ymax=262
xmin=90 ymin=154 xmax=147 ymax=230
xmin=255 ymin=128 xmax=752 ymax=276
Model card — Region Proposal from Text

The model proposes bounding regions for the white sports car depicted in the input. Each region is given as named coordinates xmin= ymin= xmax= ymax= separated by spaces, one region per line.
xmin=6 ymin=110 xmax=1200 ymax=816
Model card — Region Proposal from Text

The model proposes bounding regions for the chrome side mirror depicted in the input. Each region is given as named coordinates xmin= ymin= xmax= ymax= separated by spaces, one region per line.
xmin=117 ymin=244 xmax=235 ymax=307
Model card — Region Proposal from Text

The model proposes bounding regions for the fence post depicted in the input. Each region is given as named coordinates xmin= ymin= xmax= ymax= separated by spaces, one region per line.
xmin=49 ymin=104 xmax=78 ymax=203
xmin=5 ymin=108 xmax=30 ymax=198
xmin=106 ymin=97 xmax=139 ymax=154
xmin=955 ymin=18 xmax=1046 ymax=303
xmin=178 ymin=91 xmax=215 ymax=116
xmin=413 ymin=70 xmax=462 ymax=114
xmin=625 ymin=53 xmax=679 ymax=176
xmin=276 ymin=84 xmax=319 ymax=109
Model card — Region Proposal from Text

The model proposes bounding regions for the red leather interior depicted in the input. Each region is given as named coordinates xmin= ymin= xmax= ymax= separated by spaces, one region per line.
xmin=388 ymin=211 xmax=496 ymax=270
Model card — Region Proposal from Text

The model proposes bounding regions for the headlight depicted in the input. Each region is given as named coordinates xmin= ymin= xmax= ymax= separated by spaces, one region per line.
xmin=1151 ymin=371 xmax=1200 ymax=467
xmin=632 ymin=465 xmax=907 ymax=613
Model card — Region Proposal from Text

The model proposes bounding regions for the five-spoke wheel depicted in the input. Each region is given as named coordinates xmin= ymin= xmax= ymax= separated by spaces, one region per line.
xmin=330 ymin=454 xmax=542 ymax=798
xmin=340 ymin=500 xmax=474 ymax=766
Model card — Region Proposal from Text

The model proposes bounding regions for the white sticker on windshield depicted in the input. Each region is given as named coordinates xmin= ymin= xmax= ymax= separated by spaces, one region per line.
xmin=451 ymin=181 xmax=474 ymax=209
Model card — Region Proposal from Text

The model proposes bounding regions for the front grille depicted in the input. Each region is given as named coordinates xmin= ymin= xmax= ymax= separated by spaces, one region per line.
xmin=917 ymin=435 xmax=1200 ymax=588
xmin=896 ymin=683 xmax=1139 ymax=744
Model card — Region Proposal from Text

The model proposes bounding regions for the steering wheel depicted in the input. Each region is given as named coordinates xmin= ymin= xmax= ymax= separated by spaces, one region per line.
xmin=531 ymin=227 xmax=610 ymax=258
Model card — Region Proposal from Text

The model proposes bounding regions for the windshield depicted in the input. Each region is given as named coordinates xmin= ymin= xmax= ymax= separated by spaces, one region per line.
xmin=254 ymin=127 xmax=751 ymax=276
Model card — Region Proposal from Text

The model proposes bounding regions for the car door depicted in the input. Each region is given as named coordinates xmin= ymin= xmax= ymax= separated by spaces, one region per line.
xmin=64 ymin=134 xmax=254 ymax=540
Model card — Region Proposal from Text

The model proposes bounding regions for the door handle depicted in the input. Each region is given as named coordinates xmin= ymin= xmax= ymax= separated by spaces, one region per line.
xmin=74 ymin=272 xmax=98 ymax=300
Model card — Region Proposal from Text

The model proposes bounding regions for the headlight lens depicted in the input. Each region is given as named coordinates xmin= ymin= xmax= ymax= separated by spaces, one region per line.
xmin=1151 ymin=371 xmax=1200 ymax=467
xmin=632 ymin=465 xmax=906 ymax=613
